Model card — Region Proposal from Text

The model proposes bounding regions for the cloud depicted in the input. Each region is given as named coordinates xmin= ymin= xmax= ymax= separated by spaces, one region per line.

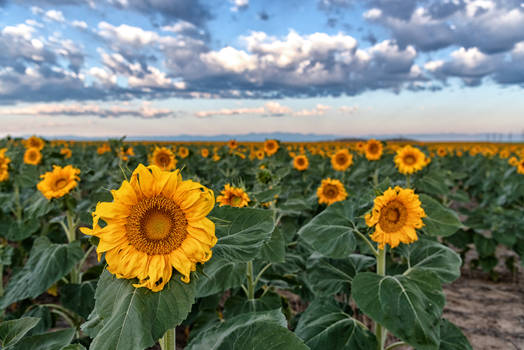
xmin=0 ymin=102 xmax=175 ymax=118
xmin=71 ymin=20 xmax=87 ymax=29
xmin=230 ymin=0 xmax=248 ymax=12
xmin=44 ymin=9 xmax=65 ymax=22
xmin=194 ymin=102 xmax=336 ymax=118
xmin=339 ymin=105 xmax=358 ymax=114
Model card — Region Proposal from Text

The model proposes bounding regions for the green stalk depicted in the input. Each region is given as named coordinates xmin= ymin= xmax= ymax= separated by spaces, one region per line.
xmin=160 ymin=328 xmax=176 ymax=350
xmin=406 ymin=174 xmax=411 ymax=188
xmin=375 ymin=247 xmax=387 ymax=350
xmin=13 ymin=183 xmax=22 ymax=223
xmin=63 ymin=209 xmax=80 ymax=284
xmin=0 ymin=263 xmax=3 ymax=297
xmin=246 ymin=261 xmax=255 ymax=300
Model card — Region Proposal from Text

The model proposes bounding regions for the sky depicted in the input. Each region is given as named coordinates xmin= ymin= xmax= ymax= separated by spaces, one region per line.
xmin=0 ymin=0 xmax=524 ymax=139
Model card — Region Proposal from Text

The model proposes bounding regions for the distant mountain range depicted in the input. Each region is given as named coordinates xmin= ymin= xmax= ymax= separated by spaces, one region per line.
xmin=7 ymin=132 xmax=521 ymax=142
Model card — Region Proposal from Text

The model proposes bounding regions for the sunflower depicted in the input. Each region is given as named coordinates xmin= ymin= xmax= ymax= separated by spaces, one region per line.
xmin=394 ymin=145 xmax=427 ymax=174
xmin=0 ymin=148 xmax=11 ymax=169
xmin=80 ymin=164 xmax=216 ymax=291
xmin=178 ymin=146 xmax=189 ymax=159
xmin=517 ymin=159 xmax=524 ymax=175
xmin=436 ymin=146 xmax=447 ymax=157
xmin=150 ymin=147 xmax=177 ymax=170
xmin=317 ymin=178 xmax=347 ymax=205
xmin=331 ymin=149 xmax=353 ymax=171
xmin=264 ymin=139 xmax=279 ymax=156
xmin=255 ymin=149 xmax=265 ymax=160
xmin=216 ymin=184 xmax=250 ymax=207
xmin=23 ymin=135 xmax=45 ymax=150
xmin=365 ymin=139 xmax=383 ymax=161
xmin=365 ymin=186 xmax=426 ymax=249
xmin=201 ymin=148 xmax=209 ymax=158
xmin=355 ymin=142 xmax=366 ymax=154
xmin=293 ymin=155 xmax=309 ymax=171
xmin=228 ymin=140 xmax=238 ymax=150
xmin=24 ymin=147 xmax=42 ymax=165
xmin=37 ymin=165 xmax=80 ymax=199
xmin=97 ymin=143 xmax=111 ymax=155
xmin=60 ymin=147 xmax=72 ymax=159
xmin=0 ymin=167 xmax=8 ymax=182
xmin=508 ymin=156 xmax=518 ymax=166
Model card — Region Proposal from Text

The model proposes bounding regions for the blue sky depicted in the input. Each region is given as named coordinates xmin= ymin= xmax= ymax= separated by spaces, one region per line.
xmin=0 ymin=0 xmax=523 ymax=139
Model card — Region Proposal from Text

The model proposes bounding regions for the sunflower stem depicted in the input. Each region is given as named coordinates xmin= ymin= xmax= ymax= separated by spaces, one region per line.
xmin=160 ymin=328 xmax=176 ymax=350
xmin=64 ymin=209 xmax=80 ymax=284
xmin=406 ymin=174 xmax=411 ymax=188
xmin=246 ymin=260 xmax=255 ymax=300
xmin=0 ymin=263 xmax=3 ymax=298
xmin=375 ymin=247 xmax=388 ymax=350
xmin=372 ymin=168 xmax=379 ymax=187
xmin=13 ymin=183 xmax=22 ymax=223
xmin=353 ymin=227 xmax=379 ymax=257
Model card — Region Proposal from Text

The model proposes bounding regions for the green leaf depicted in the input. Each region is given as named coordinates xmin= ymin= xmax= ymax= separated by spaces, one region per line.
xmin=439 ymin=319 xmax=472 ymax=350
xmin=0 ymin=237 xmax=84 ymax=309
xmin=60 ymin=345 xmax=87 ymax=350
xmin=420 ymin=194 xmax=462 ymax=237
xmin=12 ymin=328 xmax=75 ymax=350
xmin=0 ymin=245 xmax=14 ymax=265
xmin=223 ymin=291 xmax=282 ymax=318
xmin=60 ymin=281 xmax=96 ymax=319
xmin=295 ymin=299 xmax=377 ymax=350
xmin=298 ymin=200 xmax=357 ymax=258
xmin=186 ymin=309 xmax=309 ymax=350
xmin=306 ymin=254 xmax=375 ymax=297
xmin=352 ymin=268 xmax=445 ymax=350
xmin=196 ymin=256 xmax=246 ymax=298
xmin=88 ymin=269 xmax=196 ymax=350
xmin=24 ymin=192 xmax=54 ymax=218
xmin=254 ymin=187 xmax=281 ymax=203
xmin=0 ymin=317 xmax=40 ymax=349
xmin=211 ymin=207 xmax=275 ymax=262
xmin=416 ymin=175 xmax=449 ymax=196
xmin=258 ymin=226 xmax=286 ymax=263
xmin=2 ymin=218 xmax=40 ymax=241
xmin=400 ymin=239 xmax=462 ymax=283
xmin=473 ymin=234 xmax=496 ymax=257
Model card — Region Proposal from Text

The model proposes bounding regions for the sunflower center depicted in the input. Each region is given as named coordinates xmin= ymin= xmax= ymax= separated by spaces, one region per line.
xmin=28 ymin=151 xmax=37 ymax=160
xmin=126 ymin=196 xmax=188 ymax=255
xmin=403 ymin=154 xmax=416 ymax=165
xmin=231 ymin=196 xmax=242 ymax=206
xmin=156 ymin=153 xmax=170 ymax=166
xmin=54 ymin=177 xmax=68 ymax=190
xmin=379 ymin=200 xmax=408 ymax=233
xmin=369 ymin=144 xmax=379 ymax=154
xmin=297 ymin=158 xmax=305 ymax=165
xmin=336 ymin=154 xmax=347 ymax=165
xmin=323 ymin=184 xmax=338 ymax=199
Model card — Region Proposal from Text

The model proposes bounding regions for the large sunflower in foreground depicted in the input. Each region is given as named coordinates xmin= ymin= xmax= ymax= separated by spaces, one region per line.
xmin=365 ymin=186 xmax=426 ymax=249
xmin=80 ymin=164 xmax=216 ymax=291
xmin=331 ymin=149 xmax=353 ymax=171
xmin=37 ymin=165 xmax=80 ymax=199
xmin=150 ymin=146 xmax=177 ymax=170
xmin=317 ymin=178 xmax=347 ymax=205
xmin=216 ymin=184 xmax=250 ymax=207
xmin=394 ymin=145 xmax=427 ymax=174
xmin=365 ymin=139 xmax=383 ymax=161
xmin=293 ymin=155 xmax=309 ymax=171
xmin=264 ymin=139 xmax=279 ymax=156
xmin=24 ymin=147 xmax=42 ymax=165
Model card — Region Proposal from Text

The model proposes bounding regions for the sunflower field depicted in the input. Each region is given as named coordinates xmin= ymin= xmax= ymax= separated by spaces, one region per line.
xmin=0 ymin=136 xmax=523 ymax=350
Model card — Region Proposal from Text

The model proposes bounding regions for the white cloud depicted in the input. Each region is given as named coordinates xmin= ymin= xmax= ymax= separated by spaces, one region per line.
xmin=44 ymin=10 xmax=65 ymax=23
xmin=230 ymin=0 xmax=249 ymax=12
xmin=364 ymin=8 xmax=382 ymax=19
xmin=72 ymin=20 xmax=88 ymax=29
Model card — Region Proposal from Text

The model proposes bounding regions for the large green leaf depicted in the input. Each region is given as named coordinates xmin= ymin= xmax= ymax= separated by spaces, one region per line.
xmin=60 ymin=281 xmax=96 ymax=319
xmin=439 ymin=319 xmax=473 ymax=350
xmin=400 ymin=239 xmax=462 ymax=283
xmin=258 ymin=226 xmax=286 ymax=263
xmin=88 ymin=270 xmax=196 ymax=350
xmin=415 ymin=174 xmax=449 ymax=196
xmin=186 ymin=309 xmax=309 ymax=350
xmin=295 ymin=299 xmax=377 ymax=350
xmin=420 ymin=194 xmax=462 ymax=237
xmin=12 ymin=328 xmax=75 ymax=350
xmin=211 ymin=207 xmax=275 ymax=262
xmin=0 ymin=237 xmax=84 ymax=309
xmin=298 ymin=200 xmax=357 ymax=258
xmin=306 ymin=254 xmax=375 ymax=297
xmin=0 ymin=317 xmax=40 ymax=349
xmin=352 ymin=268 xmax=445 ymax=350
xmin=223 ymin=291 xmax=282 ymax=318
xmin=196 ymin=256 xmax=246 ymax=298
